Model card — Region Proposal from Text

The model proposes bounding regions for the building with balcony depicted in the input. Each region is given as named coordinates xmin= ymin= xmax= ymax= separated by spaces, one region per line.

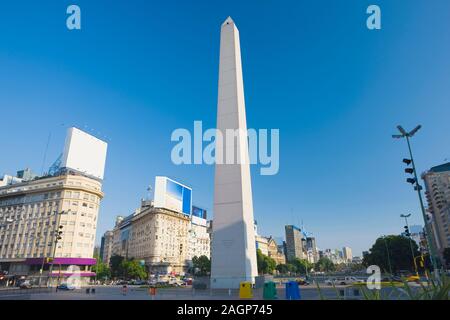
xmin=422 ymin=162 xmax=450 ymax=264
xmin=0 ymin=170 xmax=104 ymax=286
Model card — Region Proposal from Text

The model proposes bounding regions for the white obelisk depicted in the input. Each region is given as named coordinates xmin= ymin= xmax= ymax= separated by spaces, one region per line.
xmin=210 ymin=17 xmax=258 ymax=289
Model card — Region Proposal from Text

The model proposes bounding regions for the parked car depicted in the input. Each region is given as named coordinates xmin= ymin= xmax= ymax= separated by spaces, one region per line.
xmin=296 ymin=278 xmax=310 ymax=286
xmin=405 ymin=274 xmax=420 ymax=283
xmin=19 ymin=280 xmax=32 ymax=289
xmin=57 ymin=283 xmax=76 ymax=290
xmin=325 ymin=276 xmax=359 ymax=285
xmin=168 ymin=278 xmax=184 ymax=286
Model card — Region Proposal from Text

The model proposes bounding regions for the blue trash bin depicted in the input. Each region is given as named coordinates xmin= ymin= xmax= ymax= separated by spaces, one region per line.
xmin=285 ymin=281 xmax=301 ymax=300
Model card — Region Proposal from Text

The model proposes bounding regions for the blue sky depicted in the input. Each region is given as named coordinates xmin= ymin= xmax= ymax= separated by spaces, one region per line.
xmin=1 ymin=1 xmax=450 ymax=256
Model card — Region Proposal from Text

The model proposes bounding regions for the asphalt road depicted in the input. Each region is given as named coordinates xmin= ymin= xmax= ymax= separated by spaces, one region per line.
xmin=0 ymin=284 xmax=408 ymax=300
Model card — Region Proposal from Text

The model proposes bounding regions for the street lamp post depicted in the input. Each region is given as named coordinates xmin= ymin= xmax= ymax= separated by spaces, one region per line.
xmin=392 ymin=125 xmax=439 ymax=274
xmin=400 ymin=213 xmax=419 ymax=276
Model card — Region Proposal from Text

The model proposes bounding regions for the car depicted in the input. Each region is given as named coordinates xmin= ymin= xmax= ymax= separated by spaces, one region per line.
xmin=326 ymin=276 xmax=359 ymax=286
xmin=57 ymin=283 xmax=76 ymax=290
xmin=296 ymin=278 xmax=310 ymax=286
xmin=168 ymin=278 xmax=184 ymax=286
xmin=405 ymin=275 xmax=420 ymax=283
xmin=19 ymin=280 xmax=32 ymax=289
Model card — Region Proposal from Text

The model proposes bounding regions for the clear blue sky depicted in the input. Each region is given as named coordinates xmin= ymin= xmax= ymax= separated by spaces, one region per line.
xmin=1 ymin=1 xmax=450 ymax=256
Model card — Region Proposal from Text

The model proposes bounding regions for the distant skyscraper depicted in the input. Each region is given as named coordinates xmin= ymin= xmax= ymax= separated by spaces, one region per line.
xmin=100 ymin=230 xmax=114 ymax=265
xmin=306 ymin=237 xmax=318 ymax=263
xmin=342 ymin=247 xmax=353 ymax=262
xmin=210 ymin=17 xmax=258 ymax=289
xmin=284 ymin=225 xmax=306 ymax=261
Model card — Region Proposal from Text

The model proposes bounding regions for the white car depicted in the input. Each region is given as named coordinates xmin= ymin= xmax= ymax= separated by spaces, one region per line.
xmin=325 ymin=277 xmax=359 ymax=286
xmin=168 ymin=278 xmax=184 ymax=286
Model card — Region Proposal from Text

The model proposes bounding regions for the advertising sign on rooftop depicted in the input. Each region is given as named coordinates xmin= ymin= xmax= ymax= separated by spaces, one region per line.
xmin=61 ymin=127 xmax=108 ymax=180
xmin=154 ymin=176 xmax=192 ymax=215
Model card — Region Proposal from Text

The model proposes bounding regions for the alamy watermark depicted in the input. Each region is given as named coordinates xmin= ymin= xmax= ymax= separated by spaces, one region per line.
xmin=171 ymin=121 xmax=279 ymax=176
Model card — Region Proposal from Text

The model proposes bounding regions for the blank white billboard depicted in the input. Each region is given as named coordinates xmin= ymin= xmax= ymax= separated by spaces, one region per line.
xmin=61 ymin=127 xmax=108 ymax=180
xmin=153 ymin=176 xmax=192 ymax=215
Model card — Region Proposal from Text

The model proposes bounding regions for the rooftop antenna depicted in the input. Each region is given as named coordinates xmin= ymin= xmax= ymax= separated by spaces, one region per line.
xmin=40 ymin=132 xmax=52 ymax=176
xmin=147 ymin=185 xmax=153 ymax=200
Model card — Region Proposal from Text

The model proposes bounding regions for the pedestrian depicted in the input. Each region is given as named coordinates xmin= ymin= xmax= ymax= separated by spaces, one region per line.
xmin=122 ymin=284 xmax=128 ymax=296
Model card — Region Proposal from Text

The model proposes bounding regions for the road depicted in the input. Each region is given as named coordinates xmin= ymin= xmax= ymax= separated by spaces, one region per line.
xmin=0 ymin=284 xmax=410 ymax=300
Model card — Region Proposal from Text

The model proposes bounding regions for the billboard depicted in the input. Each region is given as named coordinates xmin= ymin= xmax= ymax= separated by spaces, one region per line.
xmin=61 ymin=127 xmax=108 ymax=180
xmin=154 ymin=176 xmax=192 ymax=215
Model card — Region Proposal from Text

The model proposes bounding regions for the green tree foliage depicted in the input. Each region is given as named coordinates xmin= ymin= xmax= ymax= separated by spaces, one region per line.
xmin=275 ymin=263 xmax=296 ymax=275
xmin=192 ymin=255 xmax=211 ymax=276
xmin=256 ymin=249 xmax=277 ymax=275
xmin=121 ymin=259 xmax=147 ymax=280
xmin=363 ymin=235 xmax=420 ymax=273
xmin=109 ymin=255 xmax=124 ymax=278
xmin=109 ymin=255 xmax=147 ymax=279
xmin=315 ymin=257 xmax=335 ymax=272
xmin=92 ymin=255 xmax=111 ymax=280
xmin=291 ymin=258 xmax=312 ymax=274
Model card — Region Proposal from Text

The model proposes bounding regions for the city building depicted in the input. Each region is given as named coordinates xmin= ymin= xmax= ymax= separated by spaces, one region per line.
xmin=284 ymin=225 xmax=306 ymax=261
xmin=422 ymin=162 xmax=450 ymax=264
xmin=187 ymin=206 xmax=210 ymax=263
xmin=267 ymin=237 xmax=286 ymax=265
xmin=210 ymin=17 xmax=258 ymax=289
xmin=306 ymin=237 xmax=318 ymax=263
xmin=100 ymin=230 xmax=114 ymax=265
xmin=0 ymin=127 xmax=107 ymax=286
xmin=342 ymin=247 xmax=353 ymax=263
xmin=409 ymin=225 xmax=425 ymax=250
xmin=255 ymin=235 xmax=269 ymax=256
xmin=110 ymin=177 xmax=210 ymax=275
xmin=352 ymin=256 xmax=362 ymax=264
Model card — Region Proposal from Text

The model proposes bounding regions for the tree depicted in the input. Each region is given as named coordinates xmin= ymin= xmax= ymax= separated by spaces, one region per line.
xmin=276 ymin=263 xmax=296 ymax=275
xmin=291 ymin=258 xmax=312 ymax=275
xmin=121 ymin=259 xmax=147 ymax=280
xmin=256 ymin=249 xmax=277 ymax=275
xmin=363 ymin=235 xmax=420 ymax=273
xmin=110 ymin=255 xmax=124 ymax=278
xmin=315 ymin=257 xmax=335 ymax=272
xmin=192 ymin=255 xmax=211 ymax=276
xmin=92 ymin=255 xmax=111 ymax=280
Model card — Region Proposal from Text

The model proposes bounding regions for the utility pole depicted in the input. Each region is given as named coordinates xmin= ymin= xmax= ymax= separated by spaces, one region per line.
xmin=400 ymin=214 xmax=419 ymax=276
xmin=392 ymin=125 xmax=439 ymax=275
xmin=383 ymin=236 xmax=393 ymax=275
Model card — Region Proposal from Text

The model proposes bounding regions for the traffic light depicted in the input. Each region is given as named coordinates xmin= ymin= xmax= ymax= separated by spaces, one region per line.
xmin=405 ymin=168 xmax=414 ymax=174
xmin=403 ymin=158 xmax=412 ymax=165
xmin=404 ymin=225 xmax=410 ymax=237
xmin=406 ymin=178 xmax=416 ymax=184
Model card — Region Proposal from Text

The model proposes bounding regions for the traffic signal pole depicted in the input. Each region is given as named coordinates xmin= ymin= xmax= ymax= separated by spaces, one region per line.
xmin=402 ymin=215 xmax=419 ymax=276
xmin=405 ymin=136 xmax=439 ymax=274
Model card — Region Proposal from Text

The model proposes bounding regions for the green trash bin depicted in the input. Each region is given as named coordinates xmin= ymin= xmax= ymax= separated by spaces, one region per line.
xmin=263 ymin=281 xmax=277 ymax=300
